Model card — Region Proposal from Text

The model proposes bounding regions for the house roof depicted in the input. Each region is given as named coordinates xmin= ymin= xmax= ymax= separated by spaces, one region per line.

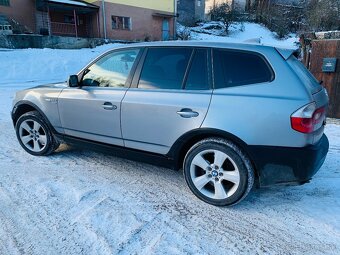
xmin=47 ymin=0 xmax=98 ymax=9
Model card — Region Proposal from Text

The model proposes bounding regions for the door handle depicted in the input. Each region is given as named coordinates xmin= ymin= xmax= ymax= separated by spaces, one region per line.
xmin=102 ymin=102 xmax=117 ymax=110
xmin=177 ymin=108 xmax=199 ymax=118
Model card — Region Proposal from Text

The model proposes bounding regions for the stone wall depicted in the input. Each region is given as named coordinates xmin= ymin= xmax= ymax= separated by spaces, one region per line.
xmin=0 ymin=34 xmax=122 ymax=49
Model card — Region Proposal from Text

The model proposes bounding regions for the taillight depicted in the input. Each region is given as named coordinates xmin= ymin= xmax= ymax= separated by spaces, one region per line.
xmin=291 ymin=103 xmax=326 ymax=133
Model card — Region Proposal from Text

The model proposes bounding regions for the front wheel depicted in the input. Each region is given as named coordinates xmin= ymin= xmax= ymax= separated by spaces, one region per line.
xmin=15 ymin=111 xmax=59 ymax=156
xmin=183 ymin=138 xmax=254 ymax=206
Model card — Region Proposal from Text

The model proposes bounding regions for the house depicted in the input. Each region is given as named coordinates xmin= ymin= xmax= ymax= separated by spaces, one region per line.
xmin=0 ymin=0 xmax=176 ymax=41
xmin=177 ymin=0 xmax=205 ymax=26
xmin=85 ymin=0 xmax=176 ymax=41
xmin=36 ymin=0 xmax=100 ymax=38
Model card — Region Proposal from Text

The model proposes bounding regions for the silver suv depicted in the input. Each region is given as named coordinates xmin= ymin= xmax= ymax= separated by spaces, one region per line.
xmin=12 ymin=42 xmax=329 ymax=206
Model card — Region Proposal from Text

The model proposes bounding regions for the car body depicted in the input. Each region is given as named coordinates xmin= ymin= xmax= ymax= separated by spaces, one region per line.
xmin=12 ymin=41 xmax=329 ymax=206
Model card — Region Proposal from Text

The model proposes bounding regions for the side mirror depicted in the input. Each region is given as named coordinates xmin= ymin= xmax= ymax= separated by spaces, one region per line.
xmin=68 ymin=75 xmax=79 ymax=87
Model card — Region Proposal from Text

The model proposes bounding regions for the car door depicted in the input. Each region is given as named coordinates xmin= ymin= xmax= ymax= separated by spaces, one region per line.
xmin=58 ymin=48 xmax=141 ymax=146
xmin=121 ymin=47 xmax=213 ymax=154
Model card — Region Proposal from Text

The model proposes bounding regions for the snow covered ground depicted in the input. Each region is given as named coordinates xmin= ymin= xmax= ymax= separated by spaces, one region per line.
xmin=0 ymin=41 xmax=339 ymax=254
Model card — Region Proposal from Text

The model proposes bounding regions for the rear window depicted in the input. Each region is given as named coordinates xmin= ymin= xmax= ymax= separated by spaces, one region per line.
xmin=287 ymin=56 xmax=321 ymax=93
xmin=213 ymin=49 xmax=274 ymax=89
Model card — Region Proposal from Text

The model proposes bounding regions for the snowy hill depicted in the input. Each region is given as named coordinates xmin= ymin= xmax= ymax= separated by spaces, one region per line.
xmin=178 ymin=22 xmax=299 ymax=49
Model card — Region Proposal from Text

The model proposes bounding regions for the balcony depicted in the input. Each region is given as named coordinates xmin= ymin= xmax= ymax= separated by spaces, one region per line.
xmin=50 ymin=22 xmax=77 ymax=36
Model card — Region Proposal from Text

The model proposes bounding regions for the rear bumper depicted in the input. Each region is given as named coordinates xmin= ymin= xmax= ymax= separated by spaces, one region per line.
xmin=248 ymin=134 xmax=329 ymax=186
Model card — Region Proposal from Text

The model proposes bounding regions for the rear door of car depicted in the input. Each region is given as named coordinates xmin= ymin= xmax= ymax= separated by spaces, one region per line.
xmin=121 ymin=47 xmax=213 ymax=154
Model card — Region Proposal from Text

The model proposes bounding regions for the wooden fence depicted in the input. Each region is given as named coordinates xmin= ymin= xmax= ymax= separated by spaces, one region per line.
xmin=308 ymin=39 xmax=340 ymax=119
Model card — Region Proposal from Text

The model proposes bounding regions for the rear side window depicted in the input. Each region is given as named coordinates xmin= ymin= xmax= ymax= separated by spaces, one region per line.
xmin=213 ymin=49 xmax=274 ymax=89
xmin=185 ymin=49 xmax=209 ymax=90
xmin=138 ymin=47 xmax=192 ymax=89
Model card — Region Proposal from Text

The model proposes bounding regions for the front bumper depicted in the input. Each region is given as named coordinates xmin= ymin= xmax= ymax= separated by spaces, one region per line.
xmin=248 ymin=134 xmax=329 ymax=186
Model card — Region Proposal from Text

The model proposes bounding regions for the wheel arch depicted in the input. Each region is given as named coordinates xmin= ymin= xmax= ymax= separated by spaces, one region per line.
xmin=12 ymin=101 xmax=56 ymax=133
xmin=168 ymin=128 xmax=259 ymax=178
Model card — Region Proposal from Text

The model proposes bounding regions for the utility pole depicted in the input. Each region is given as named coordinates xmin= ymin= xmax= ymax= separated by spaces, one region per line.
xmin=101 ymin=0 xmax=107 ymax=39
xmin=173 ymin=0 xmax=177 ymax=40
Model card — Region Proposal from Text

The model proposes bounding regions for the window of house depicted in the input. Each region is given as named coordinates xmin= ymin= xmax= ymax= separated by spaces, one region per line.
xmin=64 ymin=15 xmax=75 ymax=24
xmin=112 ymin=16 xmax=131 ymax=30
xmin=213 ymin=49 xmax=274 ymax=89
xmin=197 ymin=0 xmax=201 ymax=7
xmin=0 ymin=0 xmax=10 ymax=6
xmin=138 ymin=47 xmax=193 ymax=90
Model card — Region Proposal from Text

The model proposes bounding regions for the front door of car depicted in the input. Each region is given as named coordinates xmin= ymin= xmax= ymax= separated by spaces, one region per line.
xmin=58 ymin=48 xmax=141 ymax=146
xmin=121 ymin=47 xmax=213 ymax=154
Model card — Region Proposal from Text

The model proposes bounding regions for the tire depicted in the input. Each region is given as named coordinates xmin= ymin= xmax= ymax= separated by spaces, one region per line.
xmin=183 ymin=138 xmax=254 ymax=206
xmin=15 ymin=111 xmax=59 ymax=156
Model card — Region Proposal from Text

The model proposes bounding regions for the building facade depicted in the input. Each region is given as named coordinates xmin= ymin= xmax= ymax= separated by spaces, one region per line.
xmin=177 ymin=0 xmax=205 ymax=26
xmin=0 ymin=0 xmax=176 ymax=41
xmin=0 ymin=0 xmax=36 ymax=33
xmin=85 ymin=0 xmax=176 ymax=41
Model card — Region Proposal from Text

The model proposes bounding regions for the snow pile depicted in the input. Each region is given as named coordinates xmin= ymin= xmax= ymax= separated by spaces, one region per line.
xmin=189 ymin=21 xmax=227 ymax=36
xmin=178 ymin=21 xmax=299 ymax=49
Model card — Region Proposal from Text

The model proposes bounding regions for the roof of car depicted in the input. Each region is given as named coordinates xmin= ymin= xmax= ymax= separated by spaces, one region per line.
xmin=113 ymin=40 xmax=278 ymax=51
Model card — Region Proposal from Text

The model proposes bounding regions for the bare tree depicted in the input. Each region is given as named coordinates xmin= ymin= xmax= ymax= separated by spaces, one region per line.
xmin=306 ymin=0 xmax=340 ymax=31
xmin=209 ymin=3 xmax=240 ymax=34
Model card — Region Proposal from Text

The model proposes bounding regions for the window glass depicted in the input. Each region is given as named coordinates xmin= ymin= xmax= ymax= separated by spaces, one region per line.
xmin=82 ymin=49 xmax=140 ymax=88
xmin=112 ymin=16 xmax=131 ymax=30
xmin=138 ymin=47 xmax=192 ymax=90
xmin=64 ymin=15 xmax=74 ymax=24
xmin=185 ymin=49 xmax=209 ymax=90
xmin=214 ymin=49 xmax=273 ymax=89
xmin=0 ymin=0 xmax=10 ymax=6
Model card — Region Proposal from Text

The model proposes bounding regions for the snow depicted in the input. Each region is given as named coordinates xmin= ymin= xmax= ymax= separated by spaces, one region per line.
xmin=0 ymin=44 xmax=117 ymax=86
xmin=178 ymin=22 xmax=299 ymax=49
xmin=0 ymin=40 xmax=339 ymax=254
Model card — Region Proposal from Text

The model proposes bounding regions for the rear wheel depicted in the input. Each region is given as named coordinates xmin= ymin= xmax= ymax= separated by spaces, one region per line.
xmin=15 ymin=111 xmax=59 ymax=156
xmin=183 ymin=138 xmax=254 ymax=206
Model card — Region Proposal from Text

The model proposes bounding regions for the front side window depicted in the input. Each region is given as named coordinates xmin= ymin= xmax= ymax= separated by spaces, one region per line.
xmin=0 ymin=0 xmax=10 ymax=6
xmin=138 ymin=47 xmax=192 ymax=90
xmin=213 ymin=49 xmax=274 ymax=89
xmin=112 ymin=16 xmax=131 ymax=30
xmin=82 ymin=49 xmax=140 ymax=88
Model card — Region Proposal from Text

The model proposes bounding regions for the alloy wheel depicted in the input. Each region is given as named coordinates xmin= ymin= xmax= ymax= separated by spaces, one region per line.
xmin=190 ymin=149 xmax=240 ymax=200
xmin=19 ymin=119 xmax=47 ymax=153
